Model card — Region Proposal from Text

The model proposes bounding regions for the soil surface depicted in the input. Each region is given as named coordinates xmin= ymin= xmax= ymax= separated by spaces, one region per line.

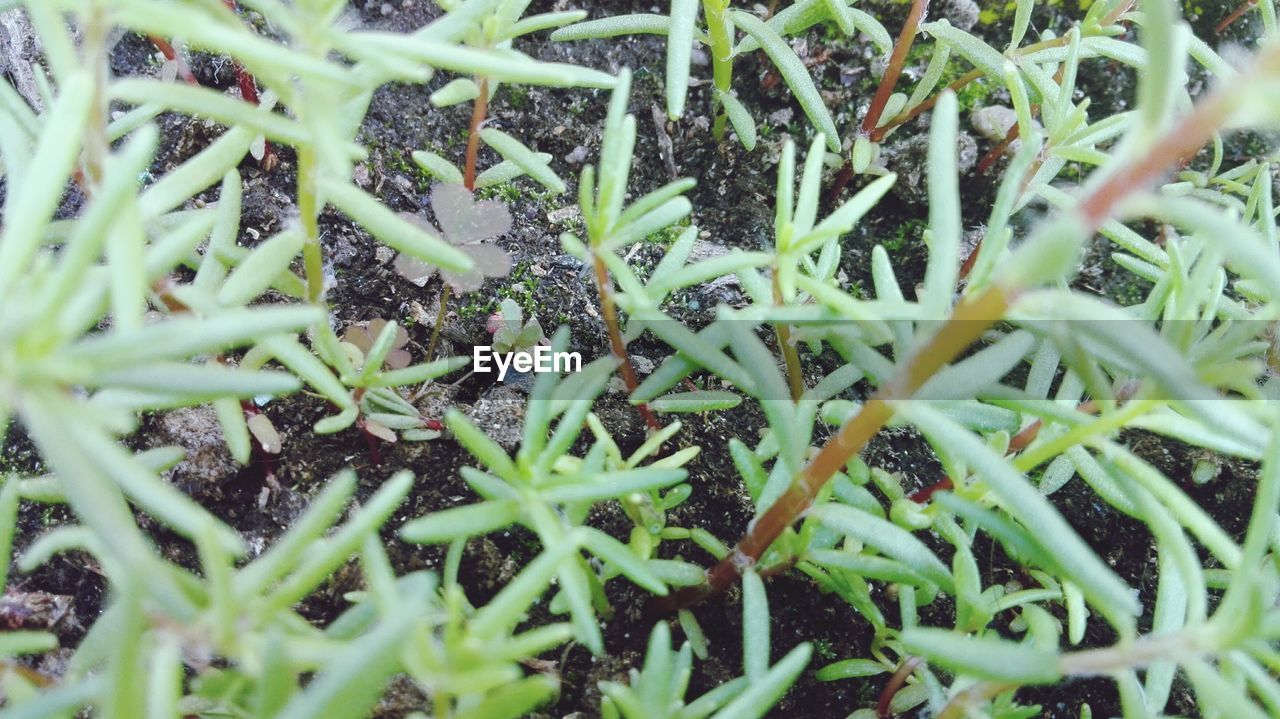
xmin=1 ymin=0 xmax=1271 ymax=717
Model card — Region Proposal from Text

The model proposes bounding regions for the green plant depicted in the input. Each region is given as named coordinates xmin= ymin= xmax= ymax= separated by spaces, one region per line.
xmin=410 ymin=0 xmax=602 ymax=193
xmin=5 ymin=0 xmax=1280 ymax=716
xmin=553 ymin=0 xmax=888 ymax=150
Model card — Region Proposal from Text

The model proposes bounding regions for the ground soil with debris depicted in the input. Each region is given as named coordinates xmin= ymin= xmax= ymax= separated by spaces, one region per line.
xmin=1 ymin=0 xmax=1271 ymax=717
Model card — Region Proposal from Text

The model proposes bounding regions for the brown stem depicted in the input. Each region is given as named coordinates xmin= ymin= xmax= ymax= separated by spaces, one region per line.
xmin=976 ymin=122 xmax=1022 ymax=175
xmin=593 ymin=255 xmax=660 ymax=431
xmin=222 ymin=0 xmax=276 ymax=171
xmin=463 ymin=77 xmax=490 ymax=191
xmin=651 ymin=22 xmax=1278 ymax=618
xmin=871 ymin=69 xmax=982 ymax=142
xmin=861 ymin=0 xmax=931 ymax=137
xmin=147 ymin=36 xmax=198 ymax=85
xmin=650 ymin=286 xmax=1012 ymax=613
xmin=772 ymin=272 xmax=805 ymax=402
xmin=877 ymin=656 xmax=924 ymax=718
xmin=872 ymin=0 xmax=1135 ymax=143
xmin=1215 ymin=0 xmax=1259 ymax=34
xmin=425 ymin=285 xmax=451 ymax=361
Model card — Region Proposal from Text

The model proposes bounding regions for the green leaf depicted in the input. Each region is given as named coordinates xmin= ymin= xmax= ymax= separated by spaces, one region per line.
xmin=453 ymin=676 xmax=559 ymax=719
xmin=445 ymin=409 xmax=519 ymax=480
xmin=727 ymin=10 xmax=840 ymax=152
xmin=217 ymin=231 xmax=304 ymax=306
xmin=713 ymin=643 xmax=812 ymax=719
xmin=742 ymin=571 xmax=770 ymax=680
xmin=814 ymin=658 xmax=886 ymax=681
xmin=717 ymin=90 xmax=758 ymax=151
xmin=646 ymin=390 xmax=743 ymax=413
xmin=400 ymin=500 xmax=523 ymax=543
xmin=901 ymin=628 xmax=1062 ymax=683
xmin=543 ymin=467 xmax=687 ymax=503
xmin=582 ymin=527 xmax=669 ymax=595
xmin=359 ymin=35 xmax=617 ymax=88
xmin=0 ymin=71 xmax=91 ymax=297
xmin=810 ymin=504 xmax=955 ymax=593
xmin=430 ymin=78 xmax=480 ymax=107
xmin=479 ymin=128 xmax=566 ymax=194
xmin=139 ymin=125 xmax=257 ymax=219
xmin=506 ymin=11 xmax=590 ymax=39
xmin=67 ymin=304 xmax=322 ymax=365
xmin=922 ymin=91 xmax=960 ymax=318
xmin=551 ymin=14 xmax=672 ymax=41
xmin=111 ymin=79 xmax=309 ymax=146
xmin=471 ymin=529 xmax=586 ymax=642
xmin=412 ymin=150 xmax=464 ymax=184
xmin=274 ymin=575 xmax=428 ymax=719
xmin=667 ymin=0 xmax=698 ymax=119
xmin=901 ymin=403 xmax=1141 ymax=631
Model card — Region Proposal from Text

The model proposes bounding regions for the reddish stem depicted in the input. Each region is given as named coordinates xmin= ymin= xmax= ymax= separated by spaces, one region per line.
xmin=877 ymin=656 xmax=924 ymax=719
xmin=147 ymin=36 xmax=198 ymax=85
xmin=872 ymin=69 xmax=982 ymax=143
xmin=222 ymin=0 xmax=277 ymax=170
xmin=463 ymin=77 xmax=490 ymax=191
xmin=1215 ymin=0 xmax=1259 ymax=34
xmin=861 ymin=0 xmax=931 ymax=137
xmin=593 ymin=255 xmax=661 ymax=431
xmin=650 ymin=286 xmax=1013 ymax=613
xmin=976 ymin=122 xmax=1022 ymax=175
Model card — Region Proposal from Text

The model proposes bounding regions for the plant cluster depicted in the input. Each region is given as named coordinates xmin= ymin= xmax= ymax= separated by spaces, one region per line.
xmin=1 ymin=0 xmax=1280 ymax=717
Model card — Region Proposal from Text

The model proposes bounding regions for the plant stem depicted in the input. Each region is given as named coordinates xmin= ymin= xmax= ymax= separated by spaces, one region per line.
xmin=1215 ymin=0 xmax=1258 ymax=34
xmin=871 ymin=70 xmax=980 ymax=142
xmin=861 ymin=0 xmax=930 ymax=138
xmin=463 ymin=77 xmax=490 ymax=191
xmin=82 ymin=2 xmax=110 ymax=189
xmin=425 ymin=285 xmax=451 ymax=361
xmin=653 ymin=40 xmax=1280 ymax=615
xmin=772 ymin=272 xmax=804 ymax=401
xmin=147 ymin=36 xmax=198 ymax=85
xmin=299 ymin=145 xmax=324 ymax=302
xmin=876 ymin=656 xmax=924 ymax=719
xmin=872 ymin=1 xmax=1134 ymax=142
xmin=651 ymin=285 xmax=1012 ymax=612
xmin=702 ymin=0 xmax=734 ymax=140
xmin=592 ymin=254 xmax=660 ymax=431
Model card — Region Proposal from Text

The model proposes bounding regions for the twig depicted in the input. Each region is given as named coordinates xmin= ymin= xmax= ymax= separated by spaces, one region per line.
xmin=425 ymin=285 xmax=451 ymax=361
xmin=593 ymin=255 xmax=661 ymax=431
xmin=861 ymin=0 xmax=931 ymax=138
xmin=773 ymin=272 xmax=805 ymax=401
xmin=147 ymin=36 xmax=198 ymax=85
xmin=650 ymin=41 xmax=1270 ymax=614
xmin=463 ymin=77 xmax=490 ymax=191
xmin=877 ymin=656 xmax=924 ymax=718
xmin=1215 ymin=0 xmax=1260 ymax=34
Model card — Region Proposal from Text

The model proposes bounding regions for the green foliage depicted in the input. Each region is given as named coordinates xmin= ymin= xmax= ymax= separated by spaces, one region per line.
xmin=3 ymin=0 xmax=1280 ymax=717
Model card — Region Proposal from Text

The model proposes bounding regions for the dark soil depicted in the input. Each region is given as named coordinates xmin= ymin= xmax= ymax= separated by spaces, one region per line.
xmin=2 ymin=0 xmax=1272 ymax=717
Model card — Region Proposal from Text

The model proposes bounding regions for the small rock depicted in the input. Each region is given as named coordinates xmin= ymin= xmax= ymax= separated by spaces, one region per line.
xmin=936 ymin=0 xmax=981 ymax=31
xmin=155 ymin=406 xmax=239 ymax=486
xmin=466 ymin=385 xmax=526 ymax=449
xmin=548 ymin=205 xmax=582 ymax=225
xmin=551 ymin=254 xmax=583 ymax=271
xmin=631 ymin=355 xmax=656 ymax=375
xmin=353 ymin=163 xmax=371 ymax=188
xmin=687 ymin=239 xmax=730 ymax=262
xmin=769 ymin=108 xmax=794 ymax=126
xmin=375 ymin=246 xmax=395 ymax=265
xmin=564 ymin=145 xmax=589 ymax=164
